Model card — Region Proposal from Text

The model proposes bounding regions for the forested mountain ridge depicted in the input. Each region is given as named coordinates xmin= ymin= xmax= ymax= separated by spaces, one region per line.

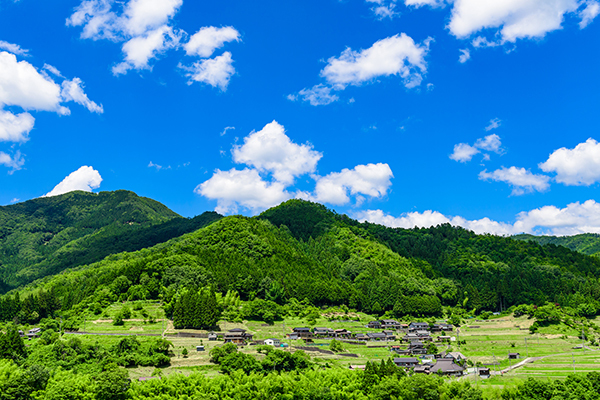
xmin=0 ymin=190 xmax=222 ymax=293
xmin=513 ymin=233 xmax=600 ymax=256
xmin=4 ymin=198 xmax=600 ymax=328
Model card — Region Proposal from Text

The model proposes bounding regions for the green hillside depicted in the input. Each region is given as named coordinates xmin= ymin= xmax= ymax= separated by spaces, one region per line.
xmin=0 ymin=190 xmax=222 ymax=293
xmin=4 ymin=199 xmax=600 ymax=327
xmin=513 ymin=233 xmax=600 ymax=256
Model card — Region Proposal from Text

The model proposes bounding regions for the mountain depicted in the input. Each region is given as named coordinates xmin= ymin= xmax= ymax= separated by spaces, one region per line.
xmin=6 ymin=199 xmax=600 ymax=326
xmin=513 ymin=233 xmax=600 ymax=256
xmin=0 ymin=190 xmax=222 ymax=293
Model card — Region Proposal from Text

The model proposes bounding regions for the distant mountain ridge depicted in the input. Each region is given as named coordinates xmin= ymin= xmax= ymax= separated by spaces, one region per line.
xmin=513 ymin=233 xmax=600 ymax=256
xmin=0 ymin=190 xmax=222 ymax=293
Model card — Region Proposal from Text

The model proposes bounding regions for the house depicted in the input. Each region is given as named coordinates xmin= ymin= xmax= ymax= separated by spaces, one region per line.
xmin=415 ymin=330 xmax=430 ymax=337
xmin=414 ymin=365 xmax=431 ymax=374
xmin=224 ymin=328 xmax=253 ymax=344
xmin=367 ymin=332 xmax=388 ymax=341
xmin=367 ymin=321 xmax=382 ymax=329
xmin=313 ymin=327 xmax=334 ymax=337
xmin=334 ymin=328 xmax=352 ymax=338
xmin=26 ymin=328 xmax=42 ymax=339
xmin=292 ymin=327 xmax=314 ymax=339
xmin=196 ymin=346 xmax=205 ymax=351
xmin=394 ymin=357 xmax=420 ymax=368
xmin=382 ymin=330 xmax=396 ymax=340
xmin=429 ymin=359 xmax=465 ymax=376
xmin=354 ymin=333 xmax=369 ymax=341
xmin=381 ymin=319 xmax=401 ymax=329
xmin=439 ymin=324 xmax=454 ymax=331
xmin=408 ymin=322 xmax=429 ymax=331
xmin=402 ymin=333 xmax=420 ymax=342
xmin=444 ymin=352 xmax=466 ymax=362
xmin=508 ymin=353 xmax=520 ymax=359
xmin=479 ymin=368 xmax=491 ymax=376
xmin=264 ymin=338 xmax=281 ymax=347
xmin=208 ymin=332 xmax=218 ymax=341
xmin=437 ymin=336 xmax=452 ymax=343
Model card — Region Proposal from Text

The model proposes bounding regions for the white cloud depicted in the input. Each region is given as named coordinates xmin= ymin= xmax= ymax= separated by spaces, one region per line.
xmin=313 ymin=163 xmax=393 ymax=205
xmin=0 ymin=110 xmax=34 ymax=142
xmin=113 ymin=25 xmax=180 ymax=74
xmin=148 ymin=161 xmax=169 ymax=170
xmin=539 ymin=138 xmax=600 ymax=186
xmin=43 ymin=64 xmax=64 ymax=78
xmin=447 ymin=0 xmax=591 ymax=43
xmin=458 ymin=48 xmax=470 ymax=63
xmin=450 ymin=143 xmax=479 ymax=162
xmin=295 ymin=84 xmax=339 ymax=106
xmin=43 ymin=166 xmax=102 ymax=197
xmin=232 ymin=120 xmax=322 ymax=185
xmin=195 ymin=168 xmax=290 ymax=214
xmin=180 ymin=52 xmax=236 ymax=91
xmin=184 ymin=26 xmax=240 ymax=58
xmin=0 ymin=151 xmax=24 ymax=173
xmin=450 ymin=133 xmax=503 ymax=162
xmin=479 ymin=166 xmax=551 ymax=195
xmin=580 ymin=1 xmax=600 ymax=27
xmin=0 ymin=52 xmax=64 ymax=112
xmin=472 ymin=36 xmax=501 ymax=48
xmin=61 ymin=78 xmax=104 ymax=113
xmin=66 ymin=0 xmax=119 ymax=40
xmin=122 ymin=0 xmax=182 ymax=36
xmin=404 ymin=0 xmax=445 ymax=7
xmin=220 ymin=126 xmax=235 ymax=136
xmin=320 ymin=34 xmax=430 ymax=89
xmin=475 ymin=133 xmax=502 ymax=152
xmin=366 ymin=0 xmax=400 ymax=19
xmin=0 ymin=41 xmax=29 ymax=56
xmin=358 ymin=199 xmax=600 ymax=236
xmin=485 ymin=118 xmax=501 ymax=131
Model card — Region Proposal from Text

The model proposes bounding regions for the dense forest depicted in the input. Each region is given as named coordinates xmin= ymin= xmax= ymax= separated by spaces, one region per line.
xmin=0 ymin=190 xmax=221 ymax=293
xmin=2 ymin=196 xmax=600 ymax=327
xmin=514 ymin=233 xmax=600 ymax=256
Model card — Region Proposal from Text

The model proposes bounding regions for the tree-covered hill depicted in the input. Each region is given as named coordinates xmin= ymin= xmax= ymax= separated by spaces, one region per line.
xmin=513 ymin=233 xmax=600 ymax=256
xmin=0 ymin=190 xmax=222 ymax=293
xmin=4 ymin=198 xmax=600 ymax=328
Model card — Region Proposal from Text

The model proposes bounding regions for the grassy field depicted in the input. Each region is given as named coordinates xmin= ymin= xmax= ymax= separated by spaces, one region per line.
xmin=65 ymin=303 xmax=600 ymax=394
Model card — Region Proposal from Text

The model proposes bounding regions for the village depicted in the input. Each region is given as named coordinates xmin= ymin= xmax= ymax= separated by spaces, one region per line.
xmin=208 ymin=319 xmax=496 ymax=377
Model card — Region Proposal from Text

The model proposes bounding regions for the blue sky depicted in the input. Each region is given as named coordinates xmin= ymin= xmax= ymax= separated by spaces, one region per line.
xmin=1 ymin=0 xmax=599 ymax=235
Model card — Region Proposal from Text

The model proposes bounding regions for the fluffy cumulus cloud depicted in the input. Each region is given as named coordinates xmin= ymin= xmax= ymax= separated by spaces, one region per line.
xmin=184 ymin=26 xmax=240 ymax=58
xmin=43 ymin=166 xmax=103 ymax=197
xmin=358 ymin=199 xmax=600 ymax=236
xmin=113 ymin=25 xmax=181 ymax=75
xmin=180 ymin=52 xmax=235 ymax=91
xmin=292 ymin=34 xmax=430 ymax=106
xmin=0 ymin=51 xmax=102 ymax=171
xmin=197 ymin=121 xmax=393 ymax=214
xmin=68 ymin=0 xmax=240 ymax=88
xmin=450 ymin=133 xmax=503 ymax=162
xmin=449 ymin=143 xmax=479 ymax=162
xmin=539 ymin=138 xmax=600 ymax=186
xmin=322 ymin=34 xmax=430 ymax=89
xmin=479 ymin=166 xmax=551 ymax=195
xmin=0 ymin=110 xmax=34 ymax=143
xmin=447 ymin=0 xmax=597 ymax=43
xmin=580 ymin=1 xmax=600 ymax=27
xmin=232 ymin=121 xmax=322 ymax=185
xmin=313 ymin=163 xmax=393 ymax=205
xmin=195 ymin=168 xmax=290 ymax=215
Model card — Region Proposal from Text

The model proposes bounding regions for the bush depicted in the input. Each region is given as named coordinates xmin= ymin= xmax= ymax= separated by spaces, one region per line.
xmin=329 ymin=339 xmax=344 ymax=353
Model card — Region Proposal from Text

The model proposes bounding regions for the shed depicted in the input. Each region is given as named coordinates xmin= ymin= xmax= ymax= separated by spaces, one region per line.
xmin=508 ymin=353 xmax=520 ymax=359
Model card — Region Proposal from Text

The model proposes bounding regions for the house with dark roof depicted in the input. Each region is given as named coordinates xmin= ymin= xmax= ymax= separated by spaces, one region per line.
xmin=394 ymin=358 xmax=420 ymax=368
xmin=367 ymin=321 xmax=382 ymax=329
xmin=367 ymin=332 xmax=388 ymax=341
xmin=224 ymin=328 xmax=253 ymax=344
xmin=354 ymin=333 xmax=369 ymax=341
xmin=429 ymin=359 xmax=465 ymax=376
xmin=381 ymin=319 xmax=401 ymax=329
xmin=291 ymin=327 xmax=314 ymax=339
xmin=334 ymin=328 xmax=352 ymax=338
xmin=408 ymin=322 xmax=430 ymax=331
